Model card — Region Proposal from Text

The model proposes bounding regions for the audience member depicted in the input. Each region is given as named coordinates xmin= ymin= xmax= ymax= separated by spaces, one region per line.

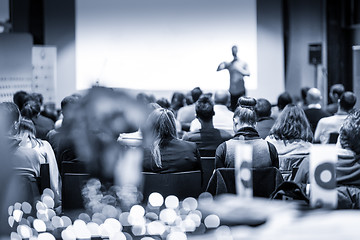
xmin=143 ymin=108 xmax=201 ymax=173
xmin=314 ymin=91 xmax=356 ymax=144
xmin=47 ymin=95 xmax=79 ymax=169
xmin=300 ymin=86 xmax=310 ymax=109
xmin=265 ymin=104 xmax=313 ymax=179
xmin=17 ymin=118 xmax=61 ymax=204
xmin=190 ymin=90 xmax=234 ymax=135
xmin=295 ymin=109 xmax=360 ymax=188
xmin=215 ymin=97 xmax=279 ymax=169
xmin=326 ymin=84 xmax=345 ymax=115
xmin=13 ymin=91 xmax=28 ymax=111
xmin=170 ymin=92 xmax=185 ymax=117
xmin=255 ymin=98 xmax=275 ymax=139
xmin=177 ymin=87 xmax=203 ymax=131
xmin=304 ymin=88 xmax=330 ymax=133
xmin=21 ymin=100 xmax=54 ymax=139
xmin=182 ymin=95 xmax=232 ymax=155
xmin=271 ymin=92 xmax=293 ymax=120
xmin=156 ymin=98 xmax=171 ymax=109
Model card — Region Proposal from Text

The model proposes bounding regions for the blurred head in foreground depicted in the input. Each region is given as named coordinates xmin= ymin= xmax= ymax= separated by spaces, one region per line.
xmin=340 ymin=109 xmax=360 ymax=154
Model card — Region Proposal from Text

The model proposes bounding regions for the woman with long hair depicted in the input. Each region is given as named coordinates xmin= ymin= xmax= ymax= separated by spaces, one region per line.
xmin=266 ymin=104 xmax=313 ymax=179
xmin=143 ymin=108 xmax=201 ymax=173
xmin=17 ymin=118 xmax=61 ymax=204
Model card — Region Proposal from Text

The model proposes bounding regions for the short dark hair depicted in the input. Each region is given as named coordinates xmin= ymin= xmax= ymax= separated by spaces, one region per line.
xmin=340 ymin=109 xmax=360 ymax=154
xmin=195 ymin=95 xmax=215 ymax=121
xmin=156 ymin=98 xmax=170 ymax=109
xmin=339 ymin=91 xmax=357 ymax=112
xmin=255 ymin=98 xmax=272 ymax=118
xmin=277 ymin=92 xmax=293 ymax=110
xmin=61 ymin=95 xmax=79 ymax=111
xmin=234 ymin=97 xmax=257 ymax=126
xmin=13 ymin=91 xmax=28 ymax=110
xmin=191 ymin=87 xmax=203 ymax=103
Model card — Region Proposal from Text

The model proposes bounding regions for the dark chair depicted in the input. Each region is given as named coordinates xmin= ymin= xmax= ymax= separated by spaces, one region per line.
xmin=142 ymin=170 xmax=202 ymax=201
xmin=199 ymin=149 xmax=216 ymax=157
xmin=61 ymin=161 xmax=86 ymax=176
xmin=200 ymin=157 xmax=215 ymax=191
xmin=328 ymin=132 xmax=339 ymax=144
xmin=206 ymin=167 xmax=283 ymax=198
xmin=39 ymin=163 xmax=50 ymax=193
xmin=62 ymin=173 xmax=90 ymax=210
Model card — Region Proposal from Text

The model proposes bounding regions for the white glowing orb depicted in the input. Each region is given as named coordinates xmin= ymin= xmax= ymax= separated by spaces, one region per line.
xmin=119 ymin=212 xmax=130 ymax=226
xmin=38 ymin=232 xmax=55 ymax=240
xmin=182 ymin=197 xmax=198 ymax=211
xmin=159 ymin=209 xmax=177 ymax=225
xmin=13 ymin=209 xmax=23 ymax=222
xmin=166 ymin=231 xmax=187 ymax=240
xmin=104 ymin=218 xmax=122 ymax=235
xmin=10 ymin=232 xmax=21 ymax=240
xmin=51 ymin=216 xmax=64 ymax=229
xmin=87 ymin=222 xmax=101 ymax=237
xmin=33 ymin=219 xmax=46 ymax=232
xmin=61 ymin=226 xmax=76 ymax=240
xmin=204 ymin=214 xmax=220 ymax=229
xmin=43 ymin=188 xmax=55 ymax=199
xmin=99 ymin=223 xmax=110 ymax=238
xmin=186 ymin=214 xmax=201 ymax=227
xmin=148 ymin=192 xmax=164 ymax=207
xmin=109 ymin=231 xmax=126 ymax=240
xmin=147 ymin=221 xmax=166 ymax=235
xmin=36 ymin=209 xmax=49 ymax=222
xmin=14 ymin=202 xmax=21 ymax=210
xmin=130 ymin=205 xmax=145 ymax=218
xmin=181 ymin=219 xmax=196 ymax=232
xmin=8 ymin=216 xmax=14 ymax=227
xmin=17 ymin=224 xmax=32 ymax=238
xmin=165 ymin=196 xmax=179 ymax=209
xmin=61 ymin=216 xmax=72 ymax=227
xmin=36 ymin=202 xmax=47 ymax=212
xmin=42 ymin=195 xmax=55 ymax=209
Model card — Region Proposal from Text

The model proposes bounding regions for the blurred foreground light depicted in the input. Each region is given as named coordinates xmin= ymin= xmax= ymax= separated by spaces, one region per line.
xmin=8 ymin=205 xmax=14 ymax=216
xmin=51 ymin=216 xmax=64 ymax=229
xmin=130 ymin=205 xmax=145 ymax=218
xmin=198 ymin=192 xmax=213 ymax=205
xmin=87 ymin=222 xmax=100 ymax=237
xmin=8 ymin=216 xmax=14 ymax=227
xmin=42 ymin=195 xmax=55 ymax=209
xmin=186 ymin=214 xmax=201 ymax=227
xmin=17 ymin=224 xmax=32 ymax=238
xmin=104 ymin=218 xmax=123 ymax=235
xmin=38 ymin=232 xmax=55 ymax=240
xmin=147 ymin=221 xmax=166 ymax=235
xmin=61 ymin=225 xmax=76 ymax=240
xmin=21 ymin=202 xmax=32 ymax=214
xmin=61 ymin=216 xmax=72 ymax=227
xmin=36 ymin=202 xmax=47 ymax=212
xmin=215 ymin=225 xmax=232 ymax=240
xmin=10 ymin=232 xmax=21 ymax=240
xmin=182 ymin=197 xmax=198 ymax=211
xmin=180 ymin=219 xmax=196 ymax=232
xmin=141 ymin=237 xmax=155 ymax=240
xmin=14 ymin=202 xmax=22 ymax=210
xmin=13 ymin=209 xmax=23 ymax=222
xmin=166 ymin=231 xmax=187 ymax=240
xmin=109 ymin=231 xmax=126 ymax=240
xmin=148 ymin=192 xmax=164 ymax=207
xmin=165 ymin=196 xmax=179 ymax=209
xmin=131 ymin=224 xmax=146 ymax=236
xmin=33 ymin=219 xmax=46 ymax=232
xmin=43 ymin=188 xmax=55 ymax=199
xmin=78 ymin=213 xmax=91 ymax=223
xmin=119 ymin=212 xmax=130 ymax=226
xmin=204 ymin=214 xmax=220 ymax=229
xmin=159 ymin=209 xmax=177 ymax=225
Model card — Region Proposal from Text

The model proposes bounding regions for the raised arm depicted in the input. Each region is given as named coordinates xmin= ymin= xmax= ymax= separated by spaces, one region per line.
xmin=239 ymin=62 xmax=250 ymax=76
xmin=217 ymin=62 xmax=228 ymax=71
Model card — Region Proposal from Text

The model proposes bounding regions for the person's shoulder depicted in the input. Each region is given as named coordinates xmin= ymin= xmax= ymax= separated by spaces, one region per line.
xmin=177 ymin=138 xmax=198 ymax=149
xmin=217 ymin=129 xmax=233 ymax=139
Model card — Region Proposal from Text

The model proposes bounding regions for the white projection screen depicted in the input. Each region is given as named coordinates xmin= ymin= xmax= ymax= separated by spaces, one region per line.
xmin=76 ymin=0 xmax=257 ymax=94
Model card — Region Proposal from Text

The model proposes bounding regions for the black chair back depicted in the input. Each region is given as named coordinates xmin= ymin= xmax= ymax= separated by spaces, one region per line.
xmin=142 ymin=170 xmax=202 ymax=201
xmin=200 ymin=157 xmax=215 ymax=191
xmin=61 ymin=161 xmax=86 ymax=176
xmin=328 ymin=132 xmax=339 ymax=144
xmin=39 ymin=163 xmax=50 ymax=192
xmin=62 ymin=173 xmax=90 ymax=210
xmin=206 ymin=167 xmax=283 ymax=198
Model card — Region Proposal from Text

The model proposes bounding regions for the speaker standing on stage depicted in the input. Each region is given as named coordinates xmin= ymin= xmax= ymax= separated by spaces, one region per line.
xmin=217 ymin=45 xmax=250 ymax=111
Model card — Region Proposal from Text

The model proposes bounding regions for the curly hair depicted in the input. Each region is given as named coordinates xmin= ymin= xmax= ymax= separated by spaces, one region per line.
xmin=340 ymin=109 xmax=360 ymax=154
xmin=269 ymin=104 xmax=313 ymax=142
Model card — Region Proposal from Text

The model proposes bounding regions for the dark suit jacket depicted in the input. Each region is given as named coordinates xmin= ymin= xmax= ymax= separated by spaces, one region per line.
xmin=304 ymin=108 xmax=330 ymax=133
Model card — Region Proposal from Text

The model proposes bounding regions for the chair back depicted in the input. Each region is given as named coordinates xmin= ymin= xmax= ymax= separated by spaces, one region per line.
xmin=62 ymin=173 xmax=90 ymax=210
xmin=206 ymin=167 xmax=283 ymax=198
xmin=328 ymin=132 xmax=339 ymax=144
xmin=142 ymin=170 xmax=202 ymax=201
xmin=39 ymin=163 xmax=50 ymax=193
xmin=61 ymin=161 xmax=86 ymax=176
xmin=200 ymin=157 xmax=215 ymax=191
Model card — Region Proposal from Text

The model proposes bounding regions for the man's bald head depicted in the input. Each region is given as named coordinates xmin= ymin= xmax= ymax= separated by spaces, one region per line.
xmin=306 ymin=88 xmax=322 ymax=105
xmin=214 ymin=90 xmax=230 ymax=105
